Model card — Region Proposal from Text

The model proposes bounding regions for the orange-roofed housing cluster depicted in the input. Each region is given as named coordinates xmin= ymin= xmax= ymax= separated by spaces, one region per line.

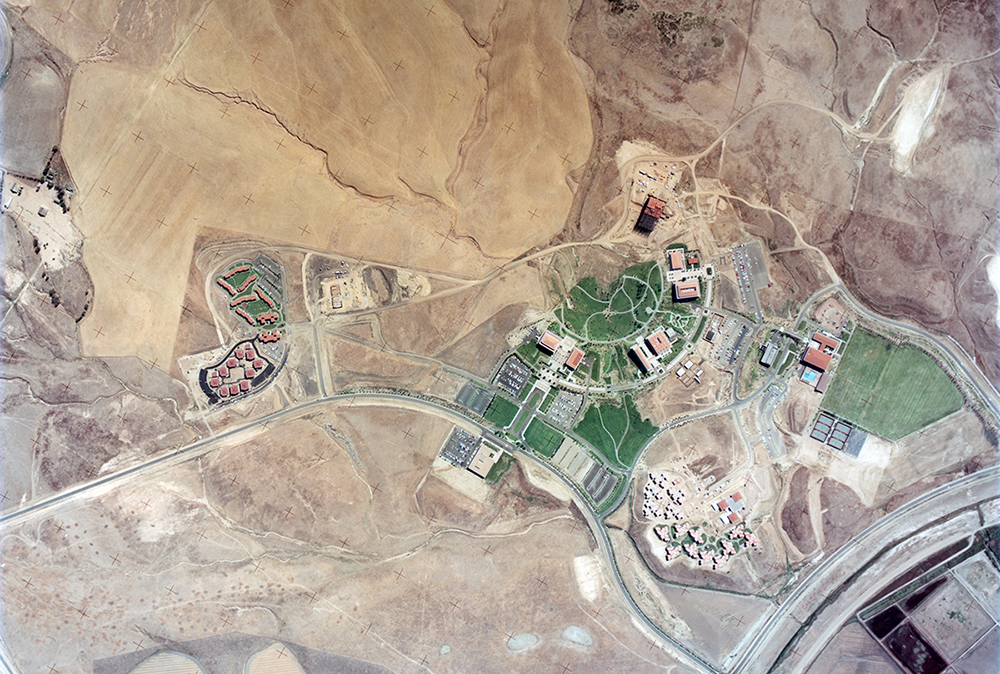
xmin=200 ymin=340 xmax=272 ymax=404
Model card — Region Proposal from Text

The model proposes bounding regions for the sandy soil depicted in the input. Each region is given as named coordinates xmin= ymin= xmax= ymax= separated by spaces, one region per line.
xmin=636 ymin=359 xmax=730 ymax=425
xmin=0 ymin=405 xmax=687 ymax=673
xmin=640 ymin=412 xmax=747 ymax=484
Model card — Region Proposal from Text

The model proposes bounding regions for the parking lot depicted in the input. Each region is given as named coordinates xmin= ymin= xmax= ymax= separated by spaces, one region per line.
xmin=731 ymin=241 xmax=769 ymax=321
xmin=495 ymin=356 xmax=530 ymax=397
xmin=546 ymin=390 xmax=583 ymax=428
xmin=706 ymin=314 xmax=750 ymax=370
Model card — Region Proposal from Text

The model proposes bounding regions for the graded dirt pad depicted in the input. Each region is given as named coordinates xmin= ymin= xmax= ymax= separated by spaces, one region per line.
xmin=818 ymin=477 xmax=880 ymax=553
xmin=0 ymin=403 xmax=686 ymax=674
xmin=642 ymin=412 xmax=746 ymax=484
xmin=435 ymin=303 xmax=527 ymax=379
xmin=636 ymin=361 xmax=729 ymax=425
xmin=377 ymin=285 xmax=481 ymax=357
xmin=780 ymin=465 xmax=816 ymax=556
xmin=326 ymin=334 xmax=424 ymax=392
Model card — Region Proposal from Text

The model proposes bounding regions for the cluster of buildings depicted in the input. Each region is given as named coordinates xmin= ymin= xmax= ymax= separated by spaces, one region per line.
xmin=711 ymin=491 xmax=747 ymax=525
xmin=800 ymin=331 xmax=840 ymax=393
xmin=537 ymin=330 xmax=586 ymax=372
xmin=204 ymin=342 xmax=267 ymax=400
xmin=259 ymin=331 xmax=281 ymax=343
xmin=628 ymin=327 xmax=676 ymax=374
xmin=642 ymin=472 xmax=685 ymax=520
xmin=665 ymin=247 xmax=703 ymax=301
xmin=437 ymin=427 xmax=503 ymax=479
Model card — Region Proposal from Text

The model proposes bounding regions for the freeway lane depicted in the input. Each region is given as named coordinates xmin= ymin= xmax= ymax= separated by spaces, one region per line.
xmin=731 ymin=465 xmax=1000 ymax=673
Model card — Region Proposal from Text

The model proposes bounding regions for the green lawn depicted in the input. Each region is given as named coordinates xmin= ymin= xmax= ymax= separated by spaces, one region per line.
xmin=574 ymin=394 xmax=658 ymax=469
xmin=557 ymin=262 xmax=663 ymax=342
xmin=483 ymin=396 xmax=519 ymax=428
xmin=485 ymin=451 xmax=516 ymax=484
xmin=524 ymin=418 xmax=564 ymax=458
xmin=822 ymin=330 xmax=963 ymax=440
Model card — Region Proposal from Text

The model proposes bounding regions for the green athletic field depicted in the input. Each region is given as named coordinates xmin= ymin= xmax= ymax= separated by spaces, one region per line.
xmin=483 ymin=396 xmax=519 ymax=428
xmin=821 ymin=330 xmax=963 ymax=440
xmin=524 ymin=418 xmax=564 ymax=458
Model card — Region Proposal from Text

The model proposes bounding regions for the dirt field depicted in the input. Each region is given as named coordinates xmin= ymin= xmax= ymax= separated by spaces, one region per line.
xmin=0 ymin=404 xmax=688 ymax=673
xmin=11 ymin=0 xmax=595 ymax=368
xmin=640 ymin=412 xmax=747 ymax=484
xmin=779 ymin=465 xmax=817 ymax=557
xmin=636 ymin=359 xmax=730 ymax=425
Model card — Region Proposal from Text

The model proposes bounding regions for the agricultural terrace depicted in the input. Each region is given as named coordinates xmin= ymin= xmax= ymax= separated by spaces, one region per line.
xmin=524 ymin=418 xmax=564 ymax=458
xmin=484 ymin=395 xmax=519 ymax=428
xmin=216 ymin=261 xmax=286 ymax=331
xmin=556 ymin=261 xmax=664 ymax=344
xmin=821 ymin=330 xmax=963 ymax=440
xmin=575 ymin=394 xmax=657 ymax=469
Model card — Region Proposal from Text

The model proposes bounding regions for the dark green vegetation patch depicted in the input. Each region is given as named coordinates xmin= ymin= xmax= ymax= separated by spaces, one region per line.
xmin=575 ymin=394 xmax=658 ymax=469
xmin=822 ymin=330 xmax=963 ymax=440
xmin=483 ymin=396 xmax=519 ymax=428
xmin=557 ymin=261 xmax=663 ymax=343
xmin=524 ymin=418 xmax=564 ymax=458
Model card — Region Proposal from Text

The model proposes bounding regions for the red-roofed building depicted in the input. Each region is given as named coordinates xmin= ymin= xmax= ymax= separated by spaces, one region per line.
xmin=209 ymin=378 xmax=221 ymax=388
xmin=253 ymin=358 xmax=263 ymax=370
xmin=537 ymin=330 xmax=561 ymax=353
xmin=674 ymin=281 xmax=701 ymax=301
xmin=802 ymin=348 xmax=832 ymax=371
xmin=687 ymin=255 xmax=699 ymax=266
xmin=728 ymin=512 xmax=740 ymax=524
xmin=629 ymin=347 xmax=653 ymax=373
xmin=219 ymin=387 xmax=230 ymax=398
xmin=219 ymin=365 xmax=229 ymax=378
xmin=635 ymin=196 xmax=667 ymax=235
xmin=236 ymin=348 xmax=244 ymax=360
xmin=732 ymin=491 xmax=743 ymax=502
xmin=565 ymin=348 xmax=585 ymax=371
xmin=668 ymin=250 xmax=685 ymax=271
xmin=227 ymin=357 xmax=238 ymax=368
xmin=815 ymin=371 xmax=831 ymax=393
xmin=240 ymin=380 xmax=250 ymax=392
xmin=646 ymin=329 xmax=672 ymax=356
xmin=716 ymin=499 xmax=728 ymax=510
xmin=230 ymin=384 xmax=240 ymax=396
xmin=245 ymin=349 xmax=256 ymax=361
xmin=812 ymin=332 xmax=839 ymax=352
xmin=244 ymin=368 xmax=256 ymax=379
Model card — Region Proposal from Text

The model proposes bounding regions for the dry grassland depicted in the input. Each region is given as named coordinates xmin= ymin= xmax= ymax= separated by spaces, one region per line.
xmin=23 ymin=0 xmax=593 ymax=367
xmin=0 ymin=405 xmax=684 ymax=673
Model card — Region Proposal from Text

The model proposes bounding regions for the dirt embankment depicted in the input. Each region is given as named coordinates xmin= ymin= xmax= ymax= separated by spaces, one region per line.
xmin=780 ymin=465 xmax=816 ymax=556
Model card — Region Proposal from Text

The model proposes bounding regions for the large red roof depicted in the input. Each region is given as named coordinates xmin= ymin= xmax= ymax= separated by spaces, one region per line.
xmin=813 ymin=332 xmax=839 ymax=351
xmin=646 ymin=329 xmax=672 ymax=356
xmin=565 ymin=348 xmax=585 ymax=370
xmin=644 ymin=196 xmax=666 ymax=218
xmin=803 ymin=347 xmax=832 ymax=371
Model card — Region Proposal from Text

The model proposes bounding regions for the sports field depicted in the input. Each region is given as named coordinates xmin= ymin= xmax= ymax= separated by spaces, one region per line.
xmin=523 ymin=418 xmax=564 ymax=458
xmin=574 ymin=394 xmax=658 ymax=469
xmin=483 ymin=396 xmax=519 ymax=428
xmin=557 ymin=261 xmax=663 ymax=343
xmin=821 ymin=330 xmax=963 ymax=440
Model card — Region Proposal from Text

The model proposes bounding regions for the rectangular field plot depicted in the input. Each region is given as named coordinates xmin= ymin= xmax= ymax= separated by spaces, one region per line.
xmin=821 ymin=330 xmax=963 ymax=440
xmin=483 ymin=395 xmax=519 ymax=428
xmin=524 ymin=418 xmax=564 ymax=458
xmin=574 ymin=394 xmax=657 ymax=469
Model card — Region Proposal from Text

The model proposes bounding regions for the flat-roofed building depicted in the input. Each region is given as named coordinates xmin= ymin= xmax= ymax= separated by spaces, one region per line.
xmin=674 ymin=280 xmax=701 ymax=301
xmin=629 ymin=346 xmax=653 ymax=373
xmin=646 ymin=329 xmax=672 ymax=356
xmin=812 ymin=332 xmax=839 ymax=353
xmin=537 ymin=330 xmax=561 ymax=353
xmin=815 ymin=371 xmax=831 ymax=393
xmin=761 ymin=343 xmax=778 ymax=367
xmin=565 ymin=347 xmax=585 ymax=371
xmin=467 ymin=443 xmax=503 ymax=478
xmin=802 ymin=347 xmax=832 ymax=371
xmin=668 ymin=250 xmax=685 ymax=271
